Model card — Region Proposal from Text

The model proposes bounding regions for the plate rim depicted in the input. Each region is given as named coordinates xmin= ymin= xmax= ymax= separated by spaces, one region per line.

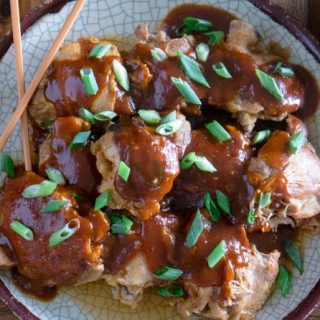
xmin=0 ymin=1 xmax=319 ymax=319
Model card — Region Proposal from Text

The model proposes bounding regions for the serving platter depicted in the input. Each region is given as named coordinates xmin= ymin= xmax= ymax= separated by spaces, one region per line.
xmin=0 ymin=0 xmax=319 ymax=319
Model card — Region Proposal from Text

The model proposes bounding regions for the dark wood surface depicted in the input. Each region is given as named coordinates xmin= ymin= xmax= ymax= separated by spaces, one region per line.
xmin=0 ymin=0 xmax=319 ymax=319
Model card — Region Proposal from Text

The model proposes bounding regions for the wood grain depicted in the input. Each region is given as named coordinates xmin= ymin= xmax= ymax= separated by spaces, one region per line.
xmin=0 ymin=0 xmax=319 ymax=319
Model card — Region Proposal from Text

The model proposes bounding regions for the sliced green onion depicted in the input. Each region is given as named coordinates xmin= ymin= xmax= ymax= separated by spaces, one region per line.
xmin=94 ymin=110 xmax=117 ymax=122
xmin=88 ymin=44 xmax=112 ymax=59
xmin=171 ymin=77 xmax=201 ymax=105
xmin=40 ymin=119 xmax=54 ymax=127
xmin=156 ymin=119 xmax=183 ymax=136
xmin=203 ymin=192 xmax=220 ymax=222
xmin=186 ymin=209 xmax=204 ymax=248
xmin=216 ymin=190 xmax=231 ymax=216
xmin=180 ymin=152 xmax=196 ymax=170
xmin=45 ymin=167 xmax=66 ymax=185
xmin=207 ymin=240 xmax=226 ymax=268
xmin=289 ymin=131 xmax=305 ymax=154
xmin=247 ymin=208 xmax=255 ymax=225
xmin=72 ymin=193 xmax=83 ymax=201
xmin=255 ymin=69 xmax=284 ymax=102
xmin=212 ymin=62 xmax=232 ymax=79
xmin=0 ymin=152 xmax=14 ymax=178
xmin=80 ymin=68 xmax=99 ymax=95
xmin=10 ymin=221 xmax=34 ymax=241
xmin=160 ymin=111 xmax=177 ymax=125
xmin=112 ymin=60 xmax=130 ymax=91
xmin=153 ymin=266 xmax=183 ymax=281
xmin=94 ymin=192 xmax=109 ymax=212
xmin=276 ymin=265 xmax=292 ymax=298
xmin=157 ymin=285 xmax=185 ymax=297
xmin=41 ymin=200 xmax=69 ymax=213
xmin=22 ymin=180 xmax=57 ymax=198
xmin=258 ymin=192 xmax=271 ymax=209
xmin=176 ymin=17 xmax=213 ymax=35
xmin=151 ymin=47 xmax=167 ymax=62
xmin=206 ymin=31 xmax=225 ymax=45
xmin=118 ymin=161 xmax=131 ymax=182
xmin=196 ymin=43 xmax=209 ymax=62
xmin=178 ymin=52 xmax=210 ymax=88
xmin=49 ymin=218 xmax=80 ymax=247
xmin=69 ymin=131 xmax=91 ymax=149
xmin=79 ymin=107 xmax=96 ymax=124
xmin=205 ymin=120 xmax=231 ymax=142
xmin=273 ymin=62 xmax=294 ymax=77
xmin=284 ymin=239 xmax=303 ymax=274
xmin=109 ymin=213 xmax=133 ymax=234
xmin=253 ymin=129 xmax=271 ymax=145
xmin=138 ymin=110 xmax=161 ymax=124
xmin=194 ymin=156 xmax=216 ymax=173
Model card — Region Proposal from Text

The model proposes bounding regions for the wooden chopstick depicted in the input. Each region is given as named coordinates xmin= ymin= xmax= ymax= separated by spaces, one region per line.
xmin=10 ymin=0 xmax=32 ymax=171
xmin=0 ymin=0 xmax=85 ymax=151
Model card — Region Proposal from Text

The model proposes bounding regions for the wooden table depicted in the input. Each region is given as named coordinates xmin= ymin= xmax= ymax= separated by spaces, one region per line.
xmin=0 ymin=0 xmax=319 ymax=319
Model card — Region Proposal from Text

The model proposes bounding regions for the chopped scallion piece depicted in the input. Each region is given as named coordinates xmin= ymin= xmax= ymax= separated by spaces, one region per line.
xmin=178 ymin=52 xmax=210 ymax=87
xmin=41 ymin=200 xmax=69 ymax=213
xmin=156 ymin=119 xmax=183 ymax=136
xmin=206 ymin=31 xmax=225 ymax=45
xmin=195 ymin=156 xmax=217 ymax=173
xmin=109 ymin=213 xmax=133 ymax=234
xmin=138 ymin=109 xmax=161 ymax=124
xmin=157 ymin=285 xmax=185 ymax=297
xmin=216 ymin=190 xmax=231 ymax=216
xmin=80 ymin=68 xmax=99 ymax=95
xmin=72 ymin=193 xmax=83 ymax=201
xmin=207 ymin=240 xmax=226 ymax=268
xmin=118 ymin=161 xmax=131 ymax=182
xmin=258 ymin=192 xmax=271 ymax=209
xmin=151 ymin=47 xmax=167 ymax=62
xmin=180 ymin=152 xmax=196 ymax=170
xmin=160 ymin=111 xmax=177 ymax=125
xmin=112 ymin=60 xmax=130 ymax=91
xmin=273 ymin=62 xmax=294 ymax=77
xmin=0 ymin=152 xmax=14 ymax=178
xmin=176 ymin=17 xmax=213 ymax=35
xmin=69 ymin=131 xmax=91 ymax=149
xmin=10 ymin=221 xmax=34 ymax=241
xmin=171 ymin=77 xmax=201 ymax=105
xmin=45 ymin=167 xmax=66 ymax=185
xmin=79 ymin=107 xmax=96 ymax=124
xmin=94 ymin=192 xmax=109 ymax=212
xmin=196 ymin=43 xmax=209 ymax=62
xmin=22 ymin=180 xmax=57 ymax=198
xmin=94 ymin=110 xmax=117 ymax=122
xmin=276 ymin=265 xmax=292 ymax=298
xmin=88 ymin=43 xmax=112 ymax=59
xmin=212 ymin=62 xmax=232 ymax=79
xmin=153 ymin=266 xmax=183 ymax=281
xmin=247 ymin=208 xmax=255 ymax=225
xmin=186 ymin=209 xmax=204 ymax=248
xmin=284 ymin=239 xmax=303 ymax=274
xmin=49 ymin=218 xmax=80 ymax=247
xmin=205 ymin=120 xmax=231 ymax=142
xmin=253 ymin=129 xmax=271 ymax=144
xmin=203 ymin=192 xmax=220 ymax=222
xmin=41 ymin=119 xmax=54 ymax=127
xmin=255 ymin=69 xmax=284 ymax=101
xmin=289 ymin=131 xmax=305 ymax=154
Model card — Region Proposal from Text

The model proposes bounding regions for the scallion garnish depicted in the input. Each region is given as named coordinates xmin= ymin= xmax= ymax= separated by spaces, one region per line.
xmin=41 ymin=200 xmax=69 ymax=213
xmin=284 ymin=239 xmax=303 ymax=274
xmin=49 ymin=218 xmax=80 ymax=247
xmin=206 ymin=31 xmax=225 ymax=45
xmin=176 ymin=17 xmax=213 ymax=36
xmin=194 ymin=156 xmax=217 ymax=173
xmin=253 ymin=129 xmax=271 ymax=145
xmin=151 ymin=47 xmax=167 ymax=62
xmin=196 ymin=43 xmax=209 ymax=62
xmin=186 ymin=209 xmax=204 ymax=248
xmin=0 ymin=152 xmax=14 ymax=178
xmin=41 ymin=119 xmax=54 ymax=127
xmin=216 ymin=190 xmax=231 ymax=216
xmin=258 ymin=192 xmax=271 ymax=209
xmin=109 ymin=213 xmax=133 ymax=234
xmin=94 ymin=192 xmax=109 ymax=212
xmin=289 ymin=131 xmax=305 ymax=154
xmin=153 ymin=266 xmax=183 ymax=281
xmin=10 ymin=221 xmax=34 ymax=241
xmin=156 ymin=119 xmax=183 ymax=136
xmin=138 ymin=110 xmax=161 ymax=124
xmin=72 ymin=193 xmax=83 ymax=201
xmin=22 ymin=180 xmax=57 ymax=198
xmin=157 ymin=285 xmax=185 ymax=297
xmin=112 ymin=60 xmax=130 ymax=91
xmin=205 ymin=120 xmax=232 ymax=142
xmin=45 ymin=167 xmax=66 ymax=185
xmin=79 ymin=107 xmax=96 ymax=124
xmin=88 ymin=44 xmax=112 ymax=59
xmin=180 ymin=152 xmax=196 ymax=170
xmin=94 ymin=110 xmax=117 ymax=122
xmin=212 ymin=62 xmax=232 ymax=79
xmin=160 ymin=111 xmax=177 ymax=125
xmin=69 ymin=131 xmax=91 ymax=149
xmin=276 ymin=265 xmax=292 ymax=298
xmin=247 ymin=208 xmax=255 ymax=225
xmin=203 ymin=192 xmax=220 ymax=222
xmin=118 ymin=161 xmax=131 ymax=182
xmin=255 ymin=69 xmax=284 ymax=102
xmin=207 ymin=240 xmax=226 ymax=268
xmin=80 ymin=68 xmax=99 ymax=95
xmin=273 ymin=62 xmax=294 ymax=77
xmin=177 ymin=52 xmax=210 ymax=87
xmin=171 ymin=77 xmax=201 ymax=105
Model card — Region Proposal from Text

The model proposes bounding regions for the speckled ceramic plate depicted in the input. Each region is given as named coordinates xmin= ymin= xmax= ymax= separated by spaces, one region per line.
xmin=0 ymin=1 xmax=319 ymax=319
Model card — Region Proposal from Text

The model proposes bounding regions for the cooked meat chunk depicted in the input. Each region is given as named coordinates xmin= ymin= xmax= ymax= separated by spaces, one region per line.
xmin=91 ymin=114 xmax=191 ymax=219
xmin=39 ymin=116 xmax=101 ymax=197
xmin=0 ymin=247 xmax=14 ymax=268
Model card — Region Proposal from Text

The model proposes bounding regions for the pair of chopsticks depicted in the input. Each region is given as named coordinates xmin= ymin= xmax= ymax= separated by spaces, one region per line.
xmin=4 ymin=0 xmax=85 ymax=171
